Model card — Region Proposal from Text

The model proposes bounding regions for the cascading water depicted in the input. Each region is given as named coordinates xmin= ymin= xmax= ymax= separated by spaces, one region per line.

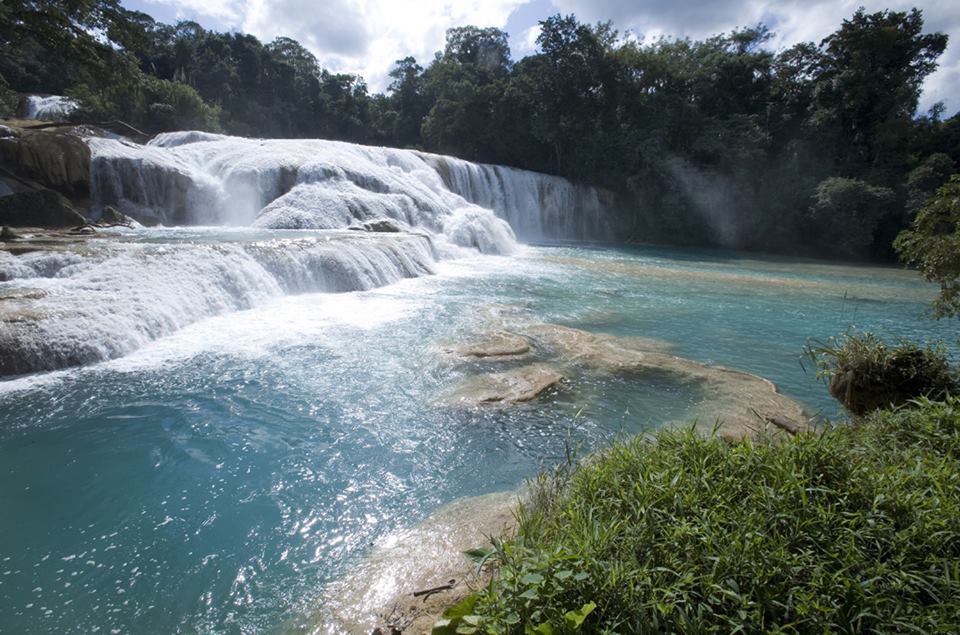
xmin=89 ymin=132 xmax=518 ymax=253
xmin=0 ymin=131 xmax=619 ymax=376
xmin=421 ymin=153 xmax=615 ymax=242
xmin=22 ymin=95 xmax=79 ymax=121
xmin=1 ymin=126 xmax=954 ymax=635
xmin=88 ymin=132 xmax=613 ymax=245
xmin=0 ymin=231 xmax=437 ymax=376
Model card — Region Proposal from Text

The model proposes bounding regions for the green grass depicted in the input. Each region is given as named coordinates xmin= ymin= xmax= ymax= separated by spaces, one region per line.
xmin=437 ymin=398 xmax=960 ymax=634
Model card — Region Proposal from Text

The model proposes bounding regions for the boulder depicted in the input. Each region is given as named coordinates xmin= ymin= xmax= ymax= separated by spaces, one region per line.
xmin=349 ymin=218 xmax=404 ymax=233
xmin=453 ymin=331 xmax=531 ymax=359
xmin=364 ymin=219 xmax=403 ymax=232
xmin=0 ymin=127 xmax=90 ymax=196
xmin=0 ymin=190 xmax=87 ymax=227
xmin=98 ymin=205 xmax=135 ymax=226
xmin=827 ymin=351 xmax=954 ymax=416
xmin=448 ymin=363 xmax=565 ymax=405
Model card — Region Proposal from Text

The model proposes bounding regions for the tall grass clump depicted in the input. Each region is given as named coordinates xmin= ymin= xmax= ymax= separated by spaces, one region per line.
xmin=806 ymin=332 xmax=956 ymax=415
xmin=436 ymin=398 xmax=960 ymax=634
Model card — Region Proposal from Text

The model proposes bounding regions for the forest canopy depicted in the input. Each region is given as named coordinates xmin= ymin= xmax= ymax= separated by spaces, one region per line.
xmin=1 ymin=0 xmax=957 ymax=259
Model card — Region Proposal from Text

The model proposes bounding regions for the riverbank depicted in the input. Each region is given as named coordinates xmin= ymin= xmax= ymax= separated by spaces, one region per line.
xmin=433 ymin=398 xmax=960 ymax=633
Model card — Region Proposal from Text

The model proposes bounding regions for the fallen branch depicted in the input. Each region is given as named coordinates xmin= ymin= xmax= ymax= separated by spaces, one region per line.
xmin=19 ymin=119 xmax=151 ymax=141
xmin=765 ymin=414 xmax=805 ymax=436
xmin=412 ymin=579 xmax=456 ymax=599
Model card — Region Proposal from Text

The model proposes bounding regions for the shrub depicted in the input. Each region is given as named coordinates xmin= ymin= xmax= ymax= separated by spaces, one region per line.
xmin=904 ymin=153 xmax=955 ymax=218
xmin=806 ymin=332 xmax=956 ymax=415
xmin=441 ymin=397 xmax=960 ymax=633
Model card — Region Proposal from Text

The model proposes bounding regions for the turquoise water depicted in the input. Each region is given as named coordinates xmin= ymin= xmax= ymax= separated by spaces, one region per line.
xmin=0 ymin=241 xmax=952 ymax=634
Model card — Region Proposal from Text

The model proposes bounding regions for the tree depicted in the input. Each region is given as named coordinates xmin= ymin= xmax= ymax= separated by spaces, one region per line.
xmin=895 ymin=174 xmax=960 ymax=317
xmin=809 ymin=8 xmax=948 ymax=179
xmin=809 ymin=177 xmax=895 ymax=258
xmin=904 ymin=153 xmax=955 ymax=217
xmin=420 ymin=27 xmax=512 ymax=160
xmin=385 ymin=56 xmax=427 ymax=147
xmin=527 ymin=15 xmax=621 ymax=178
xmin=0 ymin=74 xmax=19 ymax=116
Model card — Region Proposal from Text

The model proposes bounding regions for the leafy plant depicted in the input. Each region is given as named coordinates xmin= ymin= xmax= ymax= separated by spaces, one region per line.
xmin=896 ymin=174 xmax=960 ymax=318
xmin=459 ymin=399 xmax=960 ymax=632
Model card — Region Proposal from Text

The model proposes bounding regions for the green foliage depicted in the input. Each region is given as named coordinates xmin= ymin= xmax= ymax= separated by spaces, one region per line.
xmin=896 ymin=174 xmax=960 ymax=317
xmin=904 ymin=153 xmax=954 ymax=217
xmin=0 ymin=0 xmax=124 ymax=94
xmin=805 ymin=332 xmax=956 ymax=415
xmin=70 ymin=73 xmax=220 ymax=132
xmin=0 ymin=74 xmax=19 ymax=117
xmin=461 ymin=399 xmax=960 ymax=632
xmin=2 ymin=2 xmax=957 ymax=258
xmin=810 ymin=8 xmax=947 ymax=179
xmin=808 ymin=177 xmax=895 ymax=257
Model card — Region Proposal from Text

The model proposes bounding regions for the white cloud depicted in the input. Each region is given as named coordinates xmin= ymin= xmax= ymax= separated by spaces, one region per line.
xmin=513 ymin=24 xmax=542 ymax=58
xmin=142 ymin=0 xmax=244 ymax=25
xmin=240 ymin=0 xmax=528 ymax=91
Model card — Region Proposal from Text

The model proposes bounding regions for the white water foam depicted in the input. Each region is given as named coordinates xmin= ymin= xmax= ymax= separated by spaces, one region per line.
xmin=421 ymin=152 xmax=614 ymax=242
xmin=89 ymin=133 xmax=519 ymax=255
xmin=23 ymin=95 xmax=79 ymax=121
xmin=0 ymin=232 xmax=436 ymax=376
xmin=88 ymin=132 xmax=614 ymax=247
xmin=2 ymin=128 xmax=613 ymax=377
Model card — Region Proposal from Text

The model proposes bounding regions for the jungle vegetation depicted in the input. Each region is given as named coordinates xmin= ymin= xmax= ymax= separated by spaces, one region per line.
xmin=2 ymin=1 xmax=958 ymax=257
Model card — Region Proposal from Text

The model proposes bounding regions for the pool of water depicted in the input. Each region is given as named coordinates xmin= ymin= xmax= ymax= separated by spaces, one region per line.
xmin=0 ymin=241 xmax=951 ymax=634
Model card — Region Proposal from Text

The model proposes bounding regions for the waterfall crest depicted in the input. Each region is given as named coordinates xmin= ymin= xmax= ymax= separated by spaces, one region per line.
xmin=89 ymin=133 xmax=518 ymax=255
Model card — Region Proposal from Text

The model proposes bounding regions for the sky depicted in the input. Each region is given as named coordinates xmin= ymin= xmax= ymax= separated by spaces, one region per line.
xmin=123 ymin=0 xmax=960 ymax=114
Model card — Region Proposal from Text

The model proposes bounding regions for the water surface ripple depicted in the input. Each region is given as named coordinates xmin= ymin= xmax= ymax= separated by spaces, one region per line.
xmin=0 ymin=242 xmax=950 ymax=634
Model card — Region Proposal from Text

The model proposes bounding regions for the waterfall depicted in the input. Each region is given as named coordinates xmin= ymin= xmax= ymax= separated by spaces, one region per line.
xmin=23 ymin=95 xmax=79 ymax=121
xmin=88 ymin=132 xmax=613 ymax=247
xmin=421 ymin=153 xmax=615 ymax=243
xmin=0 ymin=233 xmax=436 ymax=376
xmin=89 ymin=132 xmax=518 ymax=255
xmin=0 ymin=131 xmax=617 ymax=376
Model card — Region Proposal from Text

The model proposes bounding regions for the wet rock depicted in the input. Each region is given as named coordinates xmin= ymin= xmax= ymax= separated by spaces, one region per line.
xmin=0 ymin=190 xmax=87 ymax=227
xmin=454 ymin=331 xmax=531 ymax=359
xmin=526 ymin=323 xmax=672 ymax=370
xmin=0 ymin=288 xmax=47 ymax=301
xmin=97 ymin=205 xmax=135 ymax=226
xmin=319 ymin=491 xmax=518 ymax=634
xmin=827 ymin=353 xmax=954 ymax=416
xmin=524 ymin=324 xmax=807 ymax=439
xmin=365 ymin=219 xmax=403 ymax=232
xmin=0 ymin=127 xmax=90 ymax=196
xmin=446 ymin=318 xmax=807 ymax=439
xmin=0 ymin=226 xmax=19 ymax=240
xmin=349 ymin=218 xmax=404 ymax=233
xmin=449 ymin=363 xmax=565 ymax=405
